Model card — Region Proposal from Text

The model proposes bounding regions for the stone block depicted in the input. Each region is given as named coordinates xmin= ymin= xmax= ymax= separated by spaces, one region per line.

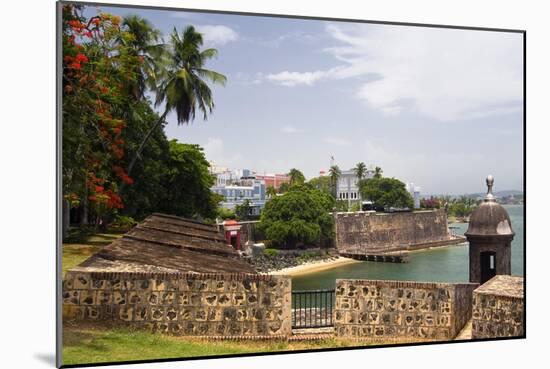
xmin=73 ymin=274 xmax=91 ymax=289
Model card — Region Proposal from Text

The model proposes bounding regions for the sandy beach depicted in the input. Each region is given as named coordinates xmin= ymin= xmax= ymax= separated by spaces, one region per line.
xmin=267 ymin=256 xmax=361 ymax=276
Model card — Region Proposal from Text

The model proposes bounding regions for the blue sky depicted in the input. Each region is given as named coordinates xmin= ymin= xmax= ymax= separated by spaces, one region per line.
xmin=84 ymin=5 xmax=524 ymax=195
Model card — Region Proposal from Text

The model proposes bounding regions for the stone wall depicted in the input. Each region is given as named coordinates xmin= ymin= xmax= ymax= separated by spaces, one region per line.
xmin=472 ymin=275 xmax=524 ymax=339
xmin=335 ymin=210 xmax=461 ymax=254
xmin=63 ymin=271 xmax=292 ymax=338
xmin=334 ymin=279 xmax=478 ymax=341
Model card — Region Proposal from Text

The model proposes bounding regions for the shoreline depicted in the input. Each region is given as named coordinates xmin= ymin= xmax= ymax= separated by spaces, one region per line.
xmin=267 ymin=256 xmax=361 ymax=277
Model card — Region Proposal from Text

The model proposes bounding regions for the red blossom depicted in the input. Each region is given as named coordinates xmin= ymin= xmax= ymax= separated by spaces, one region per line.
xmin=75 ymin=53 xmax=89 ymax=63
xmin=68 ymin=62 xmax=81 ymax=69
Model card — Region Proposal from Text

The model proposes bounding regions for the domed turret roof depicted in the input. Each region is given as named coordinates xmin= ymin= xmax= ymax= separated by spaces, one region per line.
xmin=465 ymin=175 xmax=515 ymax=237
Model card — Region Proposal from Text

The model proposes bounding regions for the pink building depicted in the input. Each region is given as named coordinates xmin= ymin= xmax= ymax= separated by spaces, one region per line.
xmin=254 ymin=173 xmax=291 ymax=190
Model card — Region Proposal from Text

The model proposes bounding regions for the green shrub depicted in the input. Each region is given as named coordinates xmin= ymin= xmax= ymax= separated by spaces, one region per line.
xmin=110 ymin=215 xmax=137 ymax=231
xmin=263 ymin=248 xmax=280 ymax=258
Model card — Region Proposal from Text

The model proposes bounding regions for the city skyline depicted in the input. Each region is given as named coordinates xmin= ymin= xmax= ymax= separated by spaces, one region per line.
xmin=92 ymin=5 xmax=524 ymax=195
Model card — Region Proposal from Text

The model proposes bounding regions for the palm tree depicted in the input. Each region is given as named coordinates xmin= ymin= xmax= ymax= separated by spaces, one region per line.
xmin=354 ymin=162 xmax=367 ymax=202
xmin=266 ymin=186 xmax=277 ymax=199
xmin=121 ymin=15 xmax=165 ymax=99
xmin=354 ymin=162 xmax=367 ymax=182
xmin=126 ymin=26 xmax=227 ymax=178
xmin=288 ymin=168 xmax=305 ymax=186
xmin=374 ymin=166 xmax=383 ymax=179
xmin=328 ymin=165 xmax=341 ymax=198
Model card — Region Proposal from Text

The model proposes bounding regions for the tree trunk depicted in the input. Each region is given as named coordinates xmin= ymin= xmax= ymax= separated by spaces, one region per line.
xmin=126 ymin=110 xmax=168 ymax=178
xmin=80 ymin=189 xmax=89 ymax=226
xmin=62 ymin=199 xmax=70 ymax=240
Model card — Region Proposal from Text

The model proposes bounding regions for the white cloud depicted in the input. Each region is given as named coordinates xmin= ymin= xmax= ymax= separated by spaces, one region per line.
xmin=169 ymin=12 xmax=197 ymax=20
xmin=265 ymin=24 xmax=523 ymax=121
xmin=323 ymin=137 xmax=352 ymax=146
xmin=266 ymin=70 xmax=329 ymax=87
xmin=195 ymin=25 xmax=238 ymax=46
xmin=203 ymin=137 xmax=242 ymax=167
xmin=203 ymin=137 xmax=224 ymax=158
xmin=281 ymin=125 xmax=301 ymax=134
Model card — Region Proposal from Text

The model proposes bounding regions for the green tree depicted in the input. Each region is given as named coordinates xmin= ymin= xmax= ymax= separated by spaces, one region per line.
xmin=354 ymin=162 xmax=367 ymax=182
xmin=259 ymin=186 xmax=334 ymax=249
xmin=117 ymin=103 xmax=171 ymax=219
xmin=158 ymin=140 xmax=221 ymax=219
xmin=126 ymin=25 xmax=227 ymax=178
xmin=266 ymin=186 xmax=277 ymax=198
xmin=120 ymin=15 xmax=165 ymax=99
xmin=328 ymin=165 xmax=341 ymax=198
xmin=374 ymin=166 xmax=383 ymax=179
xmin=354 ymin=162 xmax=367 ymax=200
xmin=235 ymin=199 xmax=253 ymax=220
xmin=62 ymin=7 xmax=145 ymax=234
xmin=359 ymin=177 xmax=413 ymax=210
xmin=288 ymin=168 xmax=306 ymax=186
xmin=216 ymin=207 xmax=236 ymax=220
xmin=278 ymin=182 xmax=290 ymax=194
xmin=307 ymin=175 xmax=331 ymax=195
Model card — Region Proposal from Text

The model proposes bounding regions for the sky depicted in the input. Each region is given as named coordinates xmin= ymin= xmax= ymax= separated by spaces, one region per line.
xmin=84 ymin=5 xmax=524 ymax=195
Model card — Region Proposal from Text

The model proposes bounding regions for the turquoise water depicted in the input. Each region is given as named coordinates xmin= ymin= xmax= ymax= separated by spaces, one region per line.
xmin=292 ymin=205 xmax=524 ymax=290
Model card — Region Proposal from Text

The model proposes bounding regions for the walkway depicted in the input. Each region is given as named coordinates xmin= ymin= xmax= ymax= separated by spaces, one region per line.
xmin=455 ymin=319 xmax=473 ymax=340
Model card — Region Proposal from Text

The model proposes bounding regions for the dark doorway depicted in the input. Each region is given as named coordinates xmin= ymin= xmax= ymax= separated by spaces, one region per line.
xmin=230 ymin=236 xmax=238 ymax=249
xmin=480 ymin=251 xmax=497 ymax=284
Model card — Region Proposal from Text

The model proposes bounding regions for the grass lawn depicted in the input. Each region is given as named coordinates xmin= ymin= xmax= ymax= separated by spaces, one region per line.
xmin=62 ymin=323 xmax=367 ymax=365
xmin=62 ymin=232 xmax=123 ymax=275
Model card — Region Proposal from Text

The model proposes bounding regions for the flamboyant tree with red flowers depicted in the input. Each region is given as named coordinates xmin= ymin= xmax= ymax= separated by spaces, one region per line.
xmin=62 ymin=5 xmax=226 ymax=238
xmin=62 ymin=4 xmax=142 ymax=232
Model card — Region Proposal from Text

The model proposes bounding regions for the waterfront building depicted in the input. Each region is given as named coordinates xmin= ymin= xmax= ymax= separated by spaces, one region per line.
xmin=254 ymin=173 xmax=291 ymax=191
xmin=210 ymin=165 xmax=267 ymax=216
xmin=406 ymin=182 xmax=422 ymax=209
xmin=336 ymin=168 xmax=375 ymax=202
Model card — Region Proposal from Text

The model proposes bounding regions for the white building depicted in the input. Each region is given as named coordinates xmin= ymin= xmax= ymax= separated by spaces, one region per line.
xmin=210 ymin=165 xmax=266 ymax=216
xmin=336 ymin=168 xmax=375 ymax=202
xmin=406 ymin=182 xmax=421 ymax=209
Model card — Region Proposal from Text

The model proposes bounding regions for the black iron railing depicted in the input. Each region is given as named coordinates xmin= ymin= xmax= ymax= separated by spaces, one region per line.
xmin=291 ymin=289 xmax=335 ymax=329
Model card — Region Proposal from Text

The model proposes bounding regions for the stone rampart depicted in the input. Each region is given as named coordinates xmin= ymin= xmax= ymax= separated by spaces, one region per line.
xmin=471 ymin=275 xmax=524 ymax=339
xmin=335 ymin=210 xmax=463 ymax=254
xmin=334 ymin=279 xmax=478 ymax=341
xmin=63 ymin=271 xmax=291 ymax=338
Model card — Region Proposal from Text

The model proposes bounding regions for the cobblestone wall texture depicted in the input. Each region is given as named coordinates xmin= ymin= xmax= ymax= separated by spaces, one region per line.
xmin=335 ymin=210 xmax=458 ymax=254
xmin=334 ymin=279 xmax=478 ymax=341
xmin=472 ymin=275 xmax=524 ymax=339
xmin=63 ymin=271 xmax=292 ymax=337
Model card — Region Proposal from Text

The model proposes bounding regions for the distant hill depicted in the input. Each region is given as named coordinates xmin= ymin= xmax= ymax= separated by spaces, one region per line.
xmin=467 ymin=190 xmax=523 ymax=199
xmin=423 ymin=190 xmax=524 ymax=199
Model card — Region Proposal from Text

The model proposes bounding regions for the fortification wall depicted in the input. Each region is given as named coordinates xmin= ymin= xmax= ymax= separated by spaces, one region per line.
xmin=471 ymin=276 xmax=524 ymax=339
xmin=63 ymin=271 xmax=291 ymax=338
xmin=334 ymin=279 xmax=478 ymax=341
xmin=335 ymin=210 xmax=459 ymax=254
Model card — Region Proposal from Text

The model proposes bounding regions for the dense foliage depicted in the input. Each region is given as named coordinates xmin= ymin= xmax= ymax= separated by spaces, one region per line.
xmin=259 ymin=185 xmax=335 ymax=249
xmin=421 ymin=195 xmax=480 ymax=218
xmin=359 ymin=177 xmax=414 ymax=209
xmin=307 ymin=175 xmax=331 ymax=195
xmin=61 ymin=5 xmax=226 ymax=236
